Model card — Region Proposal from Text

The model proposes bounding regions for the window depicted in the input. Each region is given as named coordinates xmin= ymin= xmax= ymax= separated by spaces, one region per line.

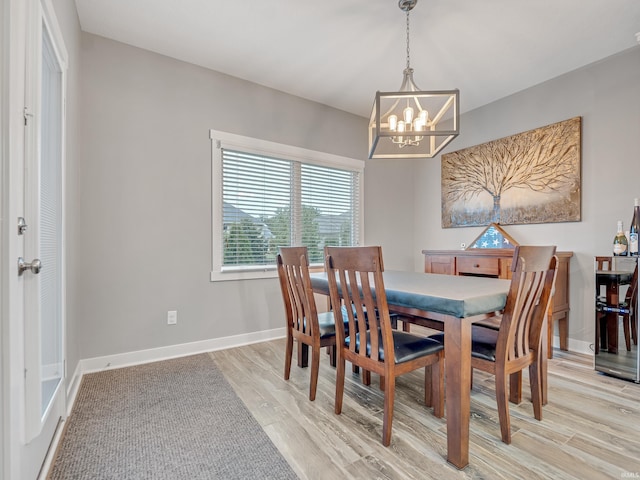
xmin=210 ymin=130 xmax=364 ymax=281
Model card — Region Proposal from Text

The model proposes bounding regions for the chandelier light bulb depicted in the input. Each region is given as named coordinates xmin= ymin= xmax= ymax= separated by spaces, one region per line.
xmin=388 ymin=114 xmax=398 ymax=131
xmin=403 ymin=106 xmax=414 ymax=124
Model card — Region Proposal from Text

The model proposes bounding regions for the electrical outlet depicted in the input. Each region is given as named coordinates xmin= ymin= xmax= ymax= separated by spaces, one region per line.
xmin=167 ymin=310 xmax=177 ymax=325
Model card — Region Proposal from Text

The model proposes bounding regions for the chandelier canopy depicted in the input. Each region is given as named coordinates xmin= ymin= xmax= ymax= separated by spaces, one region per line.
xmin=368 ymin=0 xmax=459 ymax=159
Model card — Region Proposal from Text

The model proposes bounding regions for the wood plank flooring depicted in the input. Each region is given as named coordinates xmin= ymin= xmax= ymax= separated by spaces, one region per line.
xmin=210 ymin=328 xmax=640 ymax=480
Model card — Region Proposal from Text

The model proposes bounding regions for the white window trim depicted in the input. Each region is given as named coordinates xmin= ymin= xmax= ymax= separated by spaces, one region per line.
xmin=210 ymin=130 xmax=365 ymax=282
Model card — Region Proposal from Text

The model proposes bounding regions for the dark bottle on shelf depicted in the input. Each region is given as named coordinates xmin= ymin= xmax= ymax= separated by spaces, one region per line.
xmin=629 ymin=198 xmax=640 ymax=256
xmin=613 ymin=220 xmax=628 ymax=256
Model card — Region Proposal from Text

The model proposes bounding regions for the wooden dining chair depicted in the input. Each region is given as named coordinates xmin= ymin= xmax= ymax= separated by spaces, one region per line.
xmin=324 ymin=245 xmax=444 ymax=446
xmin=626 ymin=264 xmax=639 ymax=348
xmin=277 ymin=246 xmax=337 ymax=401
xmin=436 ymin=245 xmax=557 ymax=444
xmin=610 ymin=257 xmax=638 ymax=351
xmin=595 ymin=256 xmax=614 ymax=354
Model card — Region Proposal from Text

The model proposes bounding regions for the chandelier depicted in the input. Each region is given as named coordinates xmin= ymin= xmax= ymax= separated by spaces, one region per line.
xmin=368 ymin=0 xmax=459 ymax=159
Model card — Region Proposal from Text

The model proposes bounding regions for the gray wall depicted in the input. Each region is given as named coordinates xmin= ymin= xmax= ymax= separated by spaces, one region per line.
xmin=77 ymin=33 xmax=414 ymax=360
xmin=414 ymin=46 xmax=640 ymax=349
xmin=76 ymin=21 xmax=639 ymax=361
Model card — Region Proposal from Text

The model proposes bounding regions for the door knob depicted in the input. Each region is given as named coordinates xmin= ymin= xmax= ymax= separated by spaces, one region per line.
xmin=18 ymin=257 xmax=42 ymax=275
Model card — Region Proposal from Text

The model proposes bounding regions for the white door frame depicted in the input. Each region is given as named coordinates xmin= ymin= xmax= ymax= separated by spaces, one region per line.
xmin=2 ymin=1 xmax=29 ymax=478
xmin=1 ymin=0 xmax=7 ymax=475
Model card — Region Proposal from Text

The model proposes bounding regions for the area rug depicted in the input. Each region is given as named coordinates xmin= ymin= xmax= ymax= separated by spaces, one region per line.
xmin=48 ymin=353 xmax=298 ymax=479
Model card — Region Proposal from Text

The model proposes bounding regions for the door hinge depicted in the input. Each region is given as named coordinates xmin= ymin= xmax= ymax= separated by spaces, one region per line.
xmin=17 ymin=217 xmax=28 ymax=235
xmin=23 ymin=107 xmax=34 ymax=126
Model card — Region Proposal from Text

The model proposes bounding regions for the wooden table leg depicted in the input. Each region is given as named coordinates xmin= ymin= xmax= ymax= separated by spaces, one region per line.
xmin=445 ymin=318 xmax=472 ymax=469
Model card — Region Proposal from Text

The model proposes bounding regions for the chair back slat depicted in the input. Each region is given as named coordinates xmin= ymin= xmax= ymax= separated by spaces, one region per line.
xmin=325 ymin=246 xmax=392 ymax=363
xmin=359 ymin=270 xmax=380 ymax=360
xmin=499 ymin=246 xmax=557 ymax=363
xmin=277 ymin=247 xmax=317 ymax=338
xmin=595 ymin=256 xmax=613 ymax=271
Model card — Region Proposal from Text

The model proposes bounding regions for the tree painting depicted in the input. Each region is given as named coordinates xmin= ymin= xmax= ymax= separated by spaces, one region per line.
xmin=441 ymin=117 xmax=581 ymax=228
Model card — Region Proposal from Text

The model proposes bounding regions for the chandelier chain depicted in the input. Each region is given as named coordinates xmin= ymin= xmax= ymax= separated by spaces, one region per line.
xmin=405 ymin=9 xmax=411 ymax=70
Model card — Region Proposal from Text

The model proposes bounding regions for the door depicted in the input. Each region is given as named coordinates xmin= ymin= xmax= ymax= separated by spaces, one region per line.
xmin=1 ymin=1 xmax=64 ymax=477
xmin=21 ymin=0 xmax=67 ymax=476
xmin=24 ymin=0 xmax=67 ymax=437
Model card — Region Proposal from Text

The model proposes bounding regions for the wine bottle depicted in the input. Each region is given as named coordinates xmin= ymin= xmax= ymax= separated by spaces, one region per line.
xmin=629 ymin=198 xmax=640 ymax=256
xmin=613 ymin=220 xmax=628 ymax=256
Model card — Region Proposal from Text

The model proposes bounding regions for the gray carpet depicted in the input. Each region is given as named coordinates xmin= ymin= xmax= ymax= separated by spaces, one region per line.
xmin=48 ymin=353 xmax=298 ymax=479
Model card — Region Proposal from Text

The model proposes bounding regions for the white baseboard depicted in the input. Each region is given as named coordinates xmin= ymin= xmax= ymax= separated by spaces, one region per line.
xmin=80 ymin=327 xmax=287 ymax=374
xmin=552 ymin=335 xmax=593 ymax=356
xmin=65 ymin=360 xmax=83 ymax=416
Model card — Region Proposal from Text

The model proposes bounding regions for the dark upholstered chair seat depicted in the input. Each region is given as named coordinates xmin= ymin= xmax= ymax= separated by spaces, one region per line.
xmin=297 ymin=312 xmax=350 ymax=341
xmin=316 ymin=312 xmax=339 ymax=340
xmin=430 ymin=325 xmax=499 ymax=362
xmin=340 ymin=305 xmax=399 ymax=329
xmin=469 ymin=326 xmax=499 ymax=362
xmin=346 ymin=330 xmax=444 ymax=364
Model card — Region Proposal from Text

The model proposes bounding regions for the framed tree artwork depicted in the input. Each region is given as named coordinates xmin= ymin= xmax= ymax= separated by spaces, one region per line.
xmin=441 ymin=117 xmax=581 ymax=228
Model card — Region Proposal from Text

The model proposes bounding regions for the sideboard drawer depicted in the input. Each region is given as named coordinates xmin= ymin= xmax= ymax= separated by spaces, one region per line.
xmin=424 ymin=255 xmax=455 ymax=275
xmin=456 ymin=256 xmax=500 ymax=276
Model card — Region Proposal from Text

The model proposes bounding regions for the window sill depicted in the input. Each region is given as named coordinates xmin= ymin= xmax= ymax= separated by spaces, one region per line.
xmin=210 ymin=264 xmax=325 ymax=282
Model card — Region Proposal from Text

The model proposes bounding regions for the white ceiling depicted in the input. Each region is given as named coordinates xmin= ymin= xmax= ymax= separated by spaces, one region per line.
xmin=74 ymin=0 xmax=640 ymax=118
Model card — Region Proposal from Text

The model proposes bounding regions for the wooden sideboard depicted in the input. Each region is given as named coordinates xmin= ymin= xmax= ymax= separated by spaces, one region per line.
xmin=422 ymin=248 xmax=573 ymax=358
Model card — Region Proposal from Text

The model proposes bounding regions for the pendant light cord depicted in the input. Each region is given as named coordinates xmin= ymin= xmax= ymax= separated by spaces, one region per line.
xmin=405 ymin=9 xmax=411 ymax=70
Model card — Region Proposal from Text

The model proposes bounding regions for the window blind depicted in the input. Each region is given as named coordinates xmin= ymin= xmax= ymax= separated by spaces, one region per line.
xmin=221 ymin=148 xmax=361 ymax=268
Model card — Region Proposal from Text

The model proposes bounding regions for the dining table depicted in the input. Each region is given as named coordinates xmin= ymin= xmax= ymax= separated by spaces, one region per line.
xmin=309 ymin=269 xmax=512 ymax=469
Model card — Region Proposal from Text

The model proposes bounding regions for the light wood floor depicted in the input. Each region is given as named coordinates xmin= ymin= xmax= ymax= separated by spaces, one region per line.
xmin=211 ymin=327 xmax=640 ymax=480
